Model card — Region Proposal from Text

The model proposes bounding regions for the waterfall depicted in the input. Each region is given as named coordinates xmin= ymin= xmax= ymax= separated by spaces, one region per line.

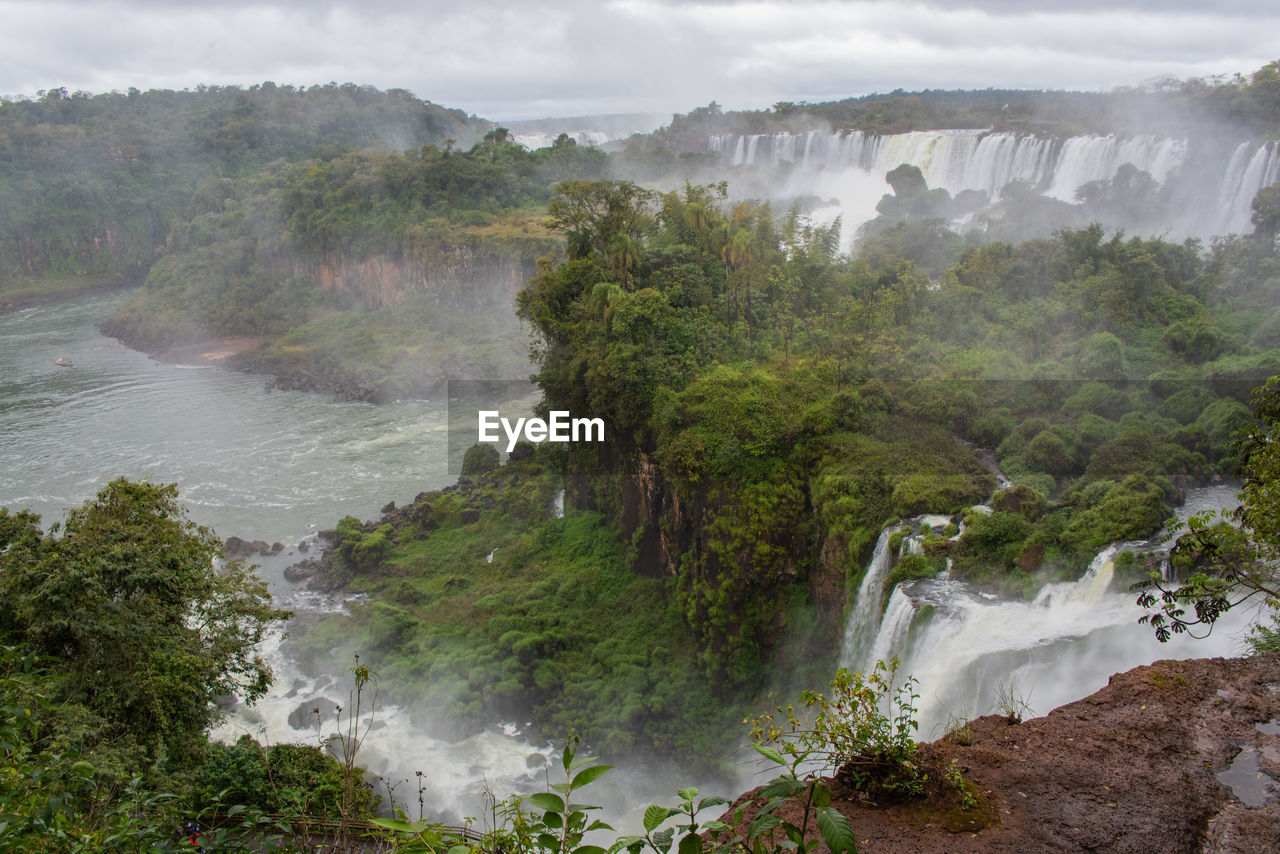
xmin=709 ymin=130 xmax=1186 ymax=200
xmin=1209 ymin=140 xmax=1280 ymax=235
xmin=839 ymin=485 xmax=1251 ymax=739
xmin=707 ymin=128 xmax=1274 ymax=240
xmin=839 ymin=524 xmax=905 ymax=669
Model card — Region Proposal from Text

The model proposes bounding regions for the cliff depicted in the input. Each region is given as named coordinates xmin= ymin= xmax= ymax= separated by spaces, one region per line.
xmin=727 ymin=656 xmax=1280 ymax=853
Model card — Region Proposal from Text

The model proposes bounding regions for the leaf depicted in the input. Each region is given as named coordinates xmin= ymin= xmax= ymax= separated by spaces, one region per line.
xmin=571 ymin=764 xmax=614 ymax=790
xmin=529 ymin=792 xmax=566 ymax=813
xmin=570 ymin=754 xmax=599 ymax=772
xmin=816 ymin=807 xmax=858 ymax=854
xmin=697 ymin=796 xmax=730 ymax=812
xmin=811 ymin=783 xmax=832 ymax=809
xmin=371 ymin=817 xmax=417 ymax=832
xmin=751 ymin=743 xmax=787 ymax=766
xmin=644 ymin=804 xmax=675 ymax=832
xmin=758 ymin=778 xmax=801 ymax=800
xmin=747 ymin=812 xmax=781 ymax=840
xmin=677 ymin=786 xmax=699 ymax=802
xmin=576 ymin=846 xmax=608 ymax=854
xmin=678 ymin=831 xmax=703 ymax=854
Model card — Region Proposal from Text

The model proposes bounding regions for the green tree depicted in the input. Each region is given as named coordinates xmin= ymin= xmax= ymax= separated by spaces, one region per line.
xmin=1136 ymin=377 xmax=1280 ymax=646
xmin=0 ymin=478 xmax=289 ymax=767
xmin=546 ymin=180 xmax=655 ymax=262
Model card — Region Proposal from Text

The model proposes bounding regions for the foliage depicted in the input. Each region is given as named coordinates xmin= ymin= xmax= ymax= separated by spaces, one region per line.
xmin=1136 ymin=378 xmax=1280 ymax=642
xmin=292 ymin=453 xmax=743 ymax=763
xmin=749 ymin=661 xmax=921 ymax=797
xmin=0 ymin=478 xmax=289 ymax=769
xmin=462 ymin=442 xmax=501 ymax=477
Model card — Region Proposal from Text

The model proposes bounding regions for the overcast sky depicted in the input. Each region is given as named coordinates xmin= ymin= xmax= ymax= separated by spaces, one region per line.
xmin=0 ymin=0 xmax=1276 ymax=122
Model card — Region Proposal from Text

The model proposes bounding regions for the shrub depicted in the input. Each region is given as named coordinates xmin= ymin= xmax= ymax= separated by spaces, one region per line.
xmin=462 ymin=442 xmax=501 ymax=476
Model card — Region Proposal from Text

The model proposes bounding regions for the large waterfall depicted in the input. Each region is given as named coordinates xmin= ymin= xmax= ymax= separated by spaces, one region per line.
xmin=839 ymin=485 xmax=1253 ymax=740
xmin=707 ymin=129 xmax=1278 ymax=241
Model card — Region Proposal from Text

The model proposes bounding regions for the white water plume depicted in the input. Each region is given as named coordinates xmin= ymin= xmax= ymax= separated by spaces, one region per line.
xmin=709 ymin=129 xmax=1279 ymax=243
xmin=211 ymin=593 xmax=555 ymax=823
xmin=839 ymin=485 xmax=1254 ymax=739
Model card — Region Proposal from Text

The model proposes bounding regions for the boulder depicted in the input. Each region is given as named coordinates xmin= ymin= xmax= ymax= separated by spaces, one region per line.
xmin=288 ymin=696 xmax=342 ymax=730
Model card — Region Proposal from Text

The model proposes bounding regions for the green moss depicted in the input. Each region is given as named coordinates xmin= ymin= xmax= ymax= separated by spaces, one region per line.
xmin=883 ymin=553 xmax=944 ymax=594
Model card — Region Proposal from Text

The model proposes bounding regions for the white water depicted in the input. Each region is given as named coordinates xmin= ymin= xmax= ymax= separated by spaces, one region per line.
xmin=211 ymin=592 xmax=555 ymax=822
xmin=0 ymin=290 xmax=562 ymax=819
xmin=842 ymin=485 xmax=1256 ymax=738
xmin=708 ymin=129 xmax=1278 ymax=242
xmin=513 ymin=130 xmax=610 ymax=150
xmin=839 ymin=523 xmax=905 ymax=668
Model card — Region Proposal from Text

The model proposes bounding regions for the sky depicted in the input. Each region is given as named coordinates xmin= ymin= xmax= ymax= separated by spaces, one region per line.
xmin=0 ymin=0 xmax=1276 ymax=122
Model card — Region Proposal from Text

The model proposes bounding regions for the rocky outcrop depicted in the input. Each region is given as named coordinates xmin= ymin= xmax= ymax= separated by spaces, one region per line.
xmin=307 ymin=239 xmax=551 ymax=311
xmin=724 ymin=656 xmax=1280 ymax=853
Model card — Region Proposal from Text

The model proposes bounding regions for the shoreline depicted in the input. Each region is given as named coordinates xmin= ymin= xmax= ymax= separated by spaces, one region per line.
xmin=0 ymin=277 xmax=142 ymax=315
xmin=151 ymin=336 xmax=268 ymax=366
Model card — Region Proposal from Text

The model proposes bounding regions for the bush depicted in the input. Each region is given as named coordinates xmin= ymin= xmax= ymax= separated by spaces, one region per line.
xmin=883 ymin=553 xmax=943 ymax=594
xmin=462 ymin=442 xmax=501 ymax=476
xmin=750 ymin=660 xmax=921 ymax=797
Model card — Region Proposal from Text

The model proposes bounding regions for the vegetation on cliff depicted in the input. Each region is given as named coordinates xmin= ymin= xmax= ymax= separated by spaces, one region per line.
xmin=652 ymin=59 xmax=1280 ymax=142
xmin=0 ymin=83 xmax=488 ymax=294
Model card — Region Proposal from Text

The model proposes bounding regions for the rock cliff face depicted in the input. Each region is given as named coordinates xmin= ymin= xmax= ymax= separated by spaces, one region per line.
xmin=726 ymin=656 xmax=1280 ymax=853
xmin=306 ymin=239 xmax=550 ymax=311
xmin=566 ymin=441 xmax=852 ymax=654
xmin=3 ymin=214 xmax=156 ymax=285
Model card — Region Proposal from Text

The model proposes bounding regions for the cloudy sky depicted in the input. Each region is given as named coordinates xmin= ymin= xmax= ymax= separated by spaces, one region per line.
xmin=0 ymin=0 xmax=1276 ymax=121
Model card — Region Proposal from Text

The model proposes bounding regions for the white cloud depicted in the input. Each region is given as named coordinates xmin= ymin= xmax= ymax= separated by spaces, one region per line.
xmin=0 ymin=0 xmax=1274 ymax=118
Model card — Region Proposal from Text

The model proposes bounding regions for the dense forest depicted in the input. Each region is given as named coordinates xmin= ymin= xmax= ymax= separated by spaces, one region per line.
xmin=4 ymin=65 xmax=1280 ymax=848
xmin=653 ymin=60 xmax=1280 ymax=142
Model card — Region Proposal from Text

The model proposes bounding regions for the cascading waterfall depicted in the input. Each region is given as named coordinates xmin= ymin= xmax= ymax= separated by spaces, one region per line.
xmin=708 ymin=130 xmax=1186 ymax=201
xmin=839 ymin=514 xmax=954 ymax=670
xmin=1210 ymin=140 xmax=1280 ymax=236
xmin=708 ymin=128 xmax=1274 ymax=240
xmin=839 ymin=524 xmax=904 ymax=669
xmin=839 ymin=485 xmax=1252 ymax=739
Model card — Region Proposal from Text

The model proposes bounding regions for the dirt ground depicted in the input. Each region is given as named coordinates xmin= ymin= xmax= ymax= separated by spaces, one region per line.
xmin=723 ymin=657 xmax=1280 ymax=853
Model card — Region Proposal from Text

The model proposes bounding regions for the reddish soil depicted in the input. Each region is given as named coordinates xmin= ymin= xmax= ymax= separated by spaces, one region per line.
xmin=724 ymin=657 xmax=1280 ymax=853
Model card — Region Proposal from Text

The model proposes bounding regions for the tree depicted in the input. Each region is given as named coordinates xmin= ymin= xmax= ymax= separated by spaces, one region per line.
xmin=1251 ymin=185 xmax=1280 ymax=243
xmin=546 ymin=180 xmax=655 ymax=262
xmin=0 ymin=478 xmax=289 ymax=767
xmin=1135 ymin=377 xmax=1280 ymax=647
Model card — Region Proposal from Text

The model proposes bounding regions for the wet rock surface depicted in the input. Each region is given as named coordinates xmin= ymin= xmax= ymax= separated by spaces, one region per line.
xmin=725 ymin=657 xmax=1280 ymax=853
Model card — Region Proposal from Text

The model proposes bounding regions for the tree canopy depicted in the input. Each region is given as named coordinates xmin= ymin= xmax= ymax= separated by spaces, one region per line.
xmin=0 ymin=478 xmax=289 ymax=768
